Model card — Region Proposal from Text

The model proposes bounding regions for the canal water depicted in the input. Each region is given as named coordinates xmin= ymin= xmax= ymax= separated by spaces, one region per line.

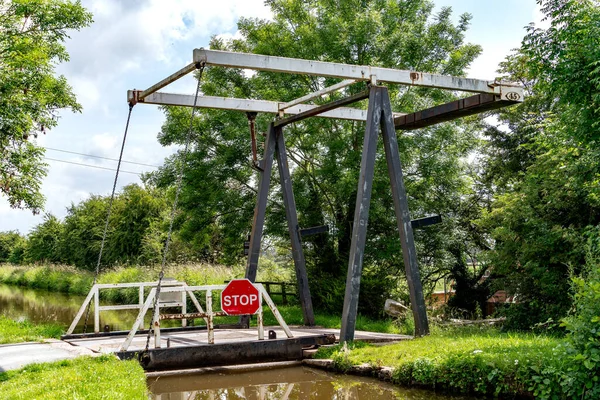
xmin=148 ymin=366 xmax=474 ymax=399
xmin=1 ymin=284 xmax=475 ymax=399
xmin=0 ymin=283 xmax=150 ymax=332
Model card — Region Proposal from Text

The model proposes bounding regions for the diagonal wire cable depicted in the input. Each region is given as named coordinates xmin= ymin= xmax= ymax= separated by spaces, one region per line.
xmin=143 ymin=63 xmax=205 ymax=352
xmin=82 ymin=103 xmax=134 ymax=334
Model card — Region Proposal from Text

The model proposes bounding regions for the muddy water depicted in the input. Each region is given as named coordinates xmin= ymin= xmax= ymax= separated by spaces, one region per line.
xmin=0 ymin=283 xmax=154 ymax=333
xmin=148 ymin=366 xmax=475 ymax=400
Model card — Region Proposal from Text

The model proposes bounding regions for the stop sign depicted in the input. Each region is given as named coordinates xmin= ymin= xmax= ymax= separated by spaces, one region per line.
xmin=221 ymin=279 xmax=261 ymax=315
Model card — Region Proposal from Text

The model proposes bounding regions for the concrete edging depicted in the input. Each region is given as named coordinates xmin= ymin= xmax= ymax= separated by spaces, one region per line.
xmin=302 ymin=358 xmax=394 ymax=381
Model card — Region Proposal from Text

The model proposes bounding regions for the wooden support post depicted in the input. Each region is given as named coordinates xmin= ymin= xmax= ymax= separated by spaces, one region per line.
xmin=379 ymin=86 xmax=429 ymax=337
xmin=281 ymin=283 xmax=288 ymax=305
xmin=242 ymin=123 xmax=277 ymax=327
xmin=340 ymin=86 xmax=382 ymax=342
xmin=275 ymin=127 xmax=315 ymax=326
xmin=340 ymin=86 xmax=429 ymax=341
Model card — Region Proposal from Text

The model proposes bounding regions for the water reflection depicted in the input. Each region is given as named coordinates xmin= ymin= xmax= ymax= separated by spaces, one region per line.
xmin=148 ymin=366 xmax=473 ymax=400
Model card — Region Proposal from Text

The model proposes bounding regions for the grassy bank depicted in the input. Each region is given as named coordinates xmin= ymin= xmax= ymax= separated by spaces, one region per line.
xmin=0 ymin=264 xmax=404 ymax=334
xmin=315 ymin=326 xmax=573 ymax=398
xmin=0 ymin=355 xmax=147 ymax=399
xmin=261 ymin=304 xmax=406 ymax=334
xmin=0 ymin=316 xmax=63 ymax=344
xmin=0 ymin=263 xmax=246 ymax=298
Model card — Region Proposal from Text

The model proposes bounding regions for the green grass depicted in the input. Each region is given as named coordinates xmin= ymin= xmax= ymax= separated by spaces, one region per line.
xmin=0 ymin=316 xmax=64 ymax=344
xmin=259 ymin=304 xmax=403 ymax=333
xmin=315 ymin=325 xmax=568 ymax=397
xmin=0 ymin=355 xmax=147 ymax=399
xmin=0 ymin=264 xmax=94 ymax=296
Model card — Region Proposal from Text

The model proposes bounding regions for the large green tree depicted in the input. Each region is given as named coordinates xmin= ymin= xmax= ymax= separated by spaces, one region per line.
xmin=153 ymin=0 xmax=488 ymax=315
xmin=59 ymin=183 xmax=169 ymax=269
xmin=480 ymin=0 xmax=600 ymax=328
xmin=0 ymin=0 xmax=92 ymax=212
xmin=25 ymin=213 xmax=63 ymax=263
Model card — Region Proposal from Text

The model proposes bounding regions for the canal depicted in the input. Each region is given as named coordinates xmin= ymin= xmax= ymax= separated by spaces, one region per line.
xmin=1 ymin=284 xmax=475 ymax=399
xmin=0 ymin=283 xmax=147 ymax=332
xmin=148 ymin=365 xmax=474 ymax=399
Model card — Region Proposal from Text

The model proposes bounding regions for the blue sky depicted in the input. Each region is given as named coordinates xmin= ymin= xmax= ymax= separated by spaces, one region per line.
xmin=0 ymin=0 xmax=545 ymax=234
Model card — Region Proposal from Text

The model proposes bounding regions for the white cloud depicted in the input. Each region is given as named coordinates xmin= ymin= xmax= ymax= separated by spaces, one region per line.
xmin=91 ymin=133 xmax=118 ymax=153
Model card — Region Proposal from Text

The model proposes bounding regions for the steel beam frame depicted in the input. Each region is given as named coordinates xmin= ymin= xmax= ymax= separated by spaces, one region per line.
xmin=127 ymin=49 xmax=524 ymax=341
xmin=278 ymin=79 xmax=357 ymax=111
xmin=274 ymin=90 xmax=370 ymax=127
xmin=275 ymin=128 xmax=315 ymax=325
xmin=243 ymin=123 xmax=316 ymax=326
xmin=193 ymin=49 xmax=507 ymax=94
xmin=395 ymin=93 xmax=521 ymax=130
xmin=340 ymin=86 xmax=429 ymax=341
xmin=131 ymin=91 xmax=376 ymax=122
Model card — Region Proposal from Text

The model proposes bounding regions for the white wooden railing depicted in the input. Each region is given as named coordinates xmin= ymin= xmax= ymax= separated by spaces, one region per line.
xmin=66 ymin=280 xmax=190 ymax=335
xmin=66 ymin=281 xmax=293 ymax=352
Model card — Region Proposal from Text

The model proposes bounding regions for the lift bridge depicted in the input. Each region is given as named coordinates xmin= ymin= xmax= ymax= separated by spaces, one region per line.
xmin=125 ymin=49 xmax=523 ymax=344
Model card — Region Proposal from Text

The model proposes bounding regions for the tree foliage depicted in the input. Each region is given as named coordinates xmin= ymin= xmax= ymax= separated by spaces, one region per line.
xmin=0 ymin=184 xmax=170 ymax=269
xmin=25 ymin=213 xmax=63 ymax=263
xmin=0 ymin=230 xmax=24 ymax=262
xmin=0 ymin=0 xmax=92 ymax=212
xmin=480 ymin=0 xmax=600 ymax=328
xmin=152 ymin=0 xmax=487 ymax=315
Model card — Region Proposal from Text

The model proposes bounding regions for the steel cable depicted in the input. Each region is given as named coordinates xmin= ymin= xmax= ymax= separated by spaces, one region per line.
xmin=143 ymin=63 xmax=205 ymax=353
xmin=82 ymin=103 xmax=134 ymax=334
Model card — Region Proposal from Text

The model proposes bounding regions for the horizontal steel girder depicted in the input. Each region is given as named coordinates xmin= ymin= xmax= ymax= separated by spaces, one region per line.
xmin=395 ymin=93 xmax=521 ymax=130
xmin=274 ymin=90 xmax=370 ymax=127
xmin=130 ymin=91 xmax=401 ymax=122
xmin=194 ymin=49 xmax=515 ymax=94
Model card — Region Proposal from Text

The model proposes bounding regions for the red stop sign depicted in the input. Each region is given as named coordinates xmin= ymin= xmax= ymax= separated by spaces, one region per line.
xmin=221 ymin=279 xmax=261 ymax=315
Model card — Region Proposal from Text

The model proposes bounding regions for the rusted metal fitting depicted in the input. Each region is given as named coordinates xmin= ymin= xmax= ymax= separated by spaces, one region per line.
xmin=247 ymin=112 xmax=263 ymax=171
xmin=128 ymin=89 xmax=142 ymax=107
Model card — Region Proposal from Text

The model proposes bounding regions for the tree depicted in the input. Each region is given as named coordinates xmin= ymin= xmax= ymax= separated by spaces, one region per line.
xmin=103 ymin=183 xmax=169 ymax=265
xmin=25 ymin=213 xmax=63 ymax=263
xmin=152 ymin=0 xmax=488 ymax=315
xmin=479 ymin=0 xmax=600 ymax=328
xmin=0 ymin=0 xmax=92 ymax=212
xmin=59 ymin=183 xmax=169 ymax=269
xmin=0 ymin=230 xmax=24 ymax=262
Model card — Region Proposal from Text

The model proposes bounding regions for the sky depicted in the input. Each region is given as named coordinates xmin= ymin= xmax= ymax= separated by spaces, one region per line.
xmin=1 ymin=0 xmax=547 ymax=234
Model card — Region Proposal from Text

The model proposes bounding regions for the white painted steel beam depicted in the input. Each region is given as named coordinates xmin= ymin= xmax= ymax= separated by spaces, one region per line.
xmin=137 ymin=62 xmax=198 ymax=101
xmin=278 ymin=79 xmax=357 ymax=111
xmin=134 ymin=91 xmax=390 ymax=121
xmin=194 ymin=49 xmax=496 ymax=94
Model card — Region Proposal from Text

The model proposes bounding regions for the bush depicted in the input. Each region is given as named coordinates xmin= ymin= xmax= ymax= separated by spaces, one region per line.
xmin=555 ymin=230 xmax=600 ymax=399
